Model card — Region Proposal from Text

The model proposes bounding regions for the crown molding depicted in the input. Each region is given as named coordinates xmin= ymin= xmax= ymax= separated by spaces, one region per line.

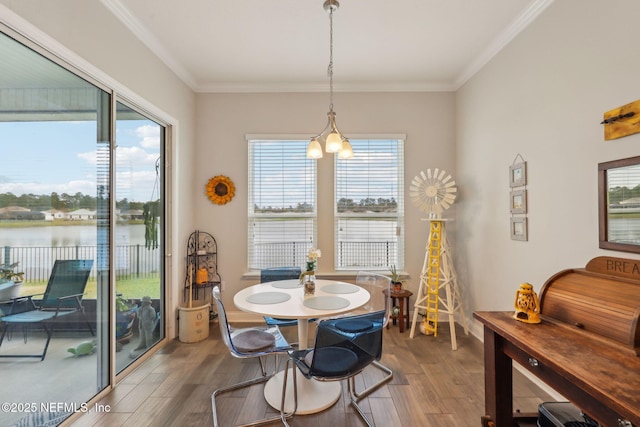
xmin=100 ymin=0 xmax=198 ymax=90
xmin=454 ymin=0 xmax=555 ymax=90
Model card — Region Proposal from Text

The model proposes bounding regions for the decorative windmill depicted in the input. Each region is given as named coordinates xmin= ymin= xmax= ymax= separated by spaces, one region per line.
xmin=409 ymin=168 xmax=468 ymax=350
xmin=409 ymin=169 xmax=457 ymax=218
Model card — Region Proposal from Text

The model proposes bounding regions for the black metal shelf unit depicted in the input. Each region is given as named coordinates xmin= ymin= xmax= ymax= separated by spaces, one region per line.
xmin=184 ymin=230 xmax=221 ymax=311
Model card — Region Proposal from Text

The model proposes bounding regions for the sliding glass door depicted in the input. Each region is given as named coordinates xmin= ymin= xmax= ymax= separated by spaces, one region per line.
xmin=0 ymin=28 xmax=166 ymax=425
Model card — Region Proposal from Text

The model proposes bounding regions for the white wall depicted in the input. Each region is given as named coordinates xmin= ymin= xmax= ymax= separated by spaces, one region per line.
xmin=0 ymin=0 xmax=197 ymax=338
xmin=195 ymin=91 xmax=456 ymax=316
xmin=456 ymin=0 xmax=640 ymax=336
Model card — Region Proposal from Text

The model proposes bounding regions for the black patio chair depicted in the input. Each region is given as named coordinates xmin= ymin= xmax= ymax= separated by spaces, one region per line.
xmin=0 ymin=259 xmax=95 ymax=361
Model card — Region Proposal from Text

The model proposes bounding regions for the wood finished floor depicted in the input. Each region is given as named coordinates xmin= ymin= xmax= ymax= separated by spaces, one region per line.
xmin=70 ymin=322 xmax=553 ymax=427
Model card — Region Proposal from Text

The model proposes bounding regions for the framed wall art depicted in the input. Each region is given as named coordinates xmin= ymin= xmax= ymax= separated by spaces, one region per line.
xmin=509 ymin=161 xmax=527 ymax=187
xmin=510 ymin=189 xmax=527 ymax=214
xmin=510 ymin=217 xmax=528 ymax=241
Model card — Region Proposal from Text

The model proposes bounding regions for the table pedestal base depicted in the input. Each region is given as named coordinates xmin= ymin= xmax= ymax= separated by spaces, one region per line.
xmin=263 ymin=368 xmax=341 ymax=415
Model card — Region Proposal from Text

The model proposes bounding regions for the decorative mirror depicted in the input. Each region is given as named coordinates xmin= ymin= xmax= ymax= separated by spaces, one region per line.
xmin=598 ymin=155 xmax=640 ymax=253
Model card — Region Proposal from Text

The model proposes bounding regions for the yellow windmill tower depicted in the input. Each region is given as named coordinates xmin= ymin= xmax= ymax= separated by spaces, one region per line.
xmin=409 ymin=168 xmax=468 ymax=350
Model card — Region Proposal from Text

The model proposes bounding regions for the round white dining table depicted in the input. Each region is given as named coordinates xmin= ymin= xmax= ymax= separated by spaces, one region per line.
xmin=233 ymin=279 xmax=370 ymax=414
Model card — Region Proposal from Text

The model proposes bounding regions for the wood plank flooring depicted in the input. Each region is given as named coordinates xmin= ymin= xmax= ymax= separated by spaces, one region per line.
xmin=70 ymin=322 xmax=553 ymax=426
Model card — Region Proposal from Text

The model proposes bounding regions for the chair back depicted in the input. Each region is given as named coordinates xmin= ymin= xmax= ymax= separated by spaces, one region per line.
xmin=212 ymin=286 xmax=289 ymax=358
xmin=260 ymin=267 xmax=301 ymax=283
xmin=41 ymin=259 xmax=94 ymax=309
xmin=355 ymin=271 xmax=391 ymax=325
xmin=212 ymin=286 xmax=235 ymax=353
xmin=304 ymin=310 xmax=385 ymax=379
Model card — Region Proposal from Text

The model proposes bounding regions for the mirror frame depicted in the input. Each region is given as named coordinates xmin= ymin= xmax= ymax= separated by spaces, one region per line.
xmin=598 ymin=155 xmax=640 ymax=254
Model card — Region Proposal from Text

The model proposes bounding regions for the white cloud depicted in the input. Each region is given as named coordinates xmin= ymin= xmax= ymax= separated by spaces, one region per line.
xmin=136 ymin=125 xmax=160 ymax=149
xmin=0 ymin=179 xmax=96 ymax=197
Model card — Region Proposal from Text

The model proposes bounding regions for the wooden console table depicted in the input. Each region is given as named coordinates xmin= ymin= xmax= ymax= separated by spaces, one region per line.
xmin=474 ymin=311 xmax=640 ymax=427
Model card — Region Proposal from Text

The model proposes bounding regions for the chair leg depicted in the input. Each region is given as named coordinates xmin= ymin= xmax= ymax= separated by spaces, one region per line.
xmin=351 ymin=360 xmax=393 ymax=400
xmin=347 ymin=378 xmax=375 ymax=427
xmin=344 ymin=360 xmax=393 ymax=427
xmin=212 ymin=355 xmax=293 ymax=427
xmin=40 ymin=322 xmax=53 ymax=361
xmin=280 ymin=359 xmax=297 ymax=427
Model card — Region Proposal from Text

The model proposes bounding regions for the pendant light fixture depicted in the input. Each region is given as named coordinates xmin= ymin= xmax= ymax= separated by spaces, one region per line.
xmin=307 ymin=0 xmax=353 ymax=160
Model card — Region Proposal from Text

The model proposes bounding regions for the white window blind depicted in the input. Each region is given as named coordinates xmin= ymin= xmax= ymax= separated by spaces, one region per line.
xmin=248 ymin=139 xmax=316 ymax=269
xmin=335 ymin=139 xmax=404 ymax=270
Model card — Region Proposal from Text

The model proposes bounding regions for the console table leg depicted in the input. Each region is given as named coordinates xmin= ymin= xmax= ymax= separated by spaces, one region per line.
xmin=483 ymin=327 xmax=513 ymax=427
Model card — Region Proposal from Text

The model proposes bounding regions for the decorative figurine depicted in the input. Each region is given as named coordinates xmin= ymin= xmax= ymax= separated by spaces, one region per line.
xmin=131 ymin=296 xmax=156 ymax=357
xmin=68 ymin=340 xmax=96 ymax=357
xmin=513 ymin=282 xmax=541 ymax=324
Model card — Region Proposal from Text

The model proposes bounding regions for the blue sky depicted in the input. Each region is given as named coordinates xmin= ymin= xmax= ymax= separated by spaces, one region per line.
xmin=0 ymin=119 xmax=160 ymax=203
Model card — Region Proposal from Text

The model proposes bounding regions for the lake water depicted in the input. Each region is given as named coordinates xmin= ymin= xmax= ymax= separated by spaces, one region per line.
xmin=1 ymin=224 xmax=147 ymax=248
xmin=1 ymin=224 xmax=154 ymax=278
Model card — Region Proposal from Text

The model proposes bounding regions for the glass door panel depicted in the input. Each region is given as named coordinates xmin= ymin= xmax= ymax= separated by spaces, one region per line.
xmin=114 ymin=102 xmax=164 ymax=373
xmin=0 ymin=30 xmax=110 ymax=425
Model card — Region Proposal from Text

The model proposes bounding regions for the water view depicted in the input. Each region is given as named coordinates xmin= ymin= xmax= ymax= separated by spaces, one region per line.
xmin=1 ymin=223 xmax=146 ymax=247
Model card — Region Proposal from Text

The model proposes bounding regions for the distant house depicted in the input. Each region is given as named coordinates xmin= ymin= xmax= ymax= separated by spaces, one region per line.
xmin=66 ymin=209 xmax=96 ymax=220
xmin=0 ymin=206 xmax=45 ymax=220
xmin=41 ymin=209 xmax=66 ymax=221
xmin=0 ymin=206 xmax=29 ymax=214
xmin=119 ymin=209 xmax=144 ymax=220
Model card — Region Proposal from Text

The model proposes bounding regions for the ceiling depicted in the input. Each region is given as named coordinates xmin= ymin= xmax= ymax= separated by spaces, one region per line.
xmin=102 ymin=0 xmax=553 ymax=93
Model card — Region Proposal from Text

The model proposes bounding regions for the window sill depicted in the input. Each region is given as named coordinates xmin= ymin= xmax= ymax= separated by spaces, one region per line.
xmin=242 ymin=271 xmax=407 ymax=282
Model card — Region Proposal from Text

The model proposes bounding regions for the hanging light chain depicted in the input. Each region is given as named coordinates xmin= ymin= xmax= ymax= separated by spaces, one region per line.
xmin=327 ymin=5 xmax=334 ymax=111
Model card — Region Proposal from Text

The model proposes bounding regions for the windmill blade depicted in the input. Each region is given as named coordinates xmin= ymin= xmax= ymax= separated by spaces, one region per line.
xmin=442 ymin=194 xmax=456 ymax=204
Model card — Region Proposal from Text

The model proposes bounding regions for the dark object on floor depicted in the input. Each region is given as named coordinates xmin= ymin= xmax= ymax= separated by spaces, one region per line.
xmin=538 ymin=402 xmax=599 ymax=427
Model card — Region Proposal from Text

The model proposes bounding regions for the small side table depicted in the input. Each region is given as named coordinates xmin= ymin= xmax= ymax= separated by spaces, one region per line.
xmin=383 ymin=289 xmax=413 ymax=332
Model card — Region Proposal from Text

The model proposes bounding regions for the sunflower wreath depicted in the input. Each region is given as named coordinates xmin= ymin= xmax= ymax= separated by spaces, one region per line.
xmin=206 ymin=175 xmax=236 ymax=205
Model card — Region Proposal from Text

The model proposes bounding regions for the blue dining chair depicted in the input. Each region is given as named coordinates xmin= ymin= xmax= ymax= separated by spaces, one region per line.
xmin=280 ymin=309 xmax=386 ymax=427
xmin=211 ymin=286 xmax=294 ymax=427
xmin=260 ymin=267 xmax=302 ymax=328
xmin=334 ymin=271 xmax=394 ymax=398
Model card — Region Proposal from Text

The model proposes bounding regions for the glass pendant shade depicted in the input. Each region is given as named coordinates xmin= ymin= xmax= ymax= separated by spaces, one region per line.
xmin=325 ymin=131 xmax=343 ymax=153
xmin=307 ymin=138 xmax=323 ymax=159
xmin=338 ymin=139 xmax=353 ymax=159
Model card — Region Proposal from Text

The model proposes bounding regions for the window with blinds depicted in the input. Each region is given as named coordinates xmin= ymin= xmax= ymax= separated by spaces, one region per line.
xmin=248 ymin=139 xmax=316 ymax=269
xmin=335 ymin=139 xmax=404 ymax=270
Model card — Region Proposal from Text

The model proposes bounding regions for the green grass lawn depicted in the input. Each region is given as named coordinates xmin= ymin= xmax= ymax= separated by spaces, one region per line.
xmin=18 ymin=275 xmax=161 ymax=299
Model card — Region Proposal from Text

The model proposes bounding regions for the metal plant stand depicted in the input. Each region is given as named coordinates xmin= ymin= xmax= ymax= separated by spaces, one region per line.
xmin=184 ymin=230 xmax=221 ymax=319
